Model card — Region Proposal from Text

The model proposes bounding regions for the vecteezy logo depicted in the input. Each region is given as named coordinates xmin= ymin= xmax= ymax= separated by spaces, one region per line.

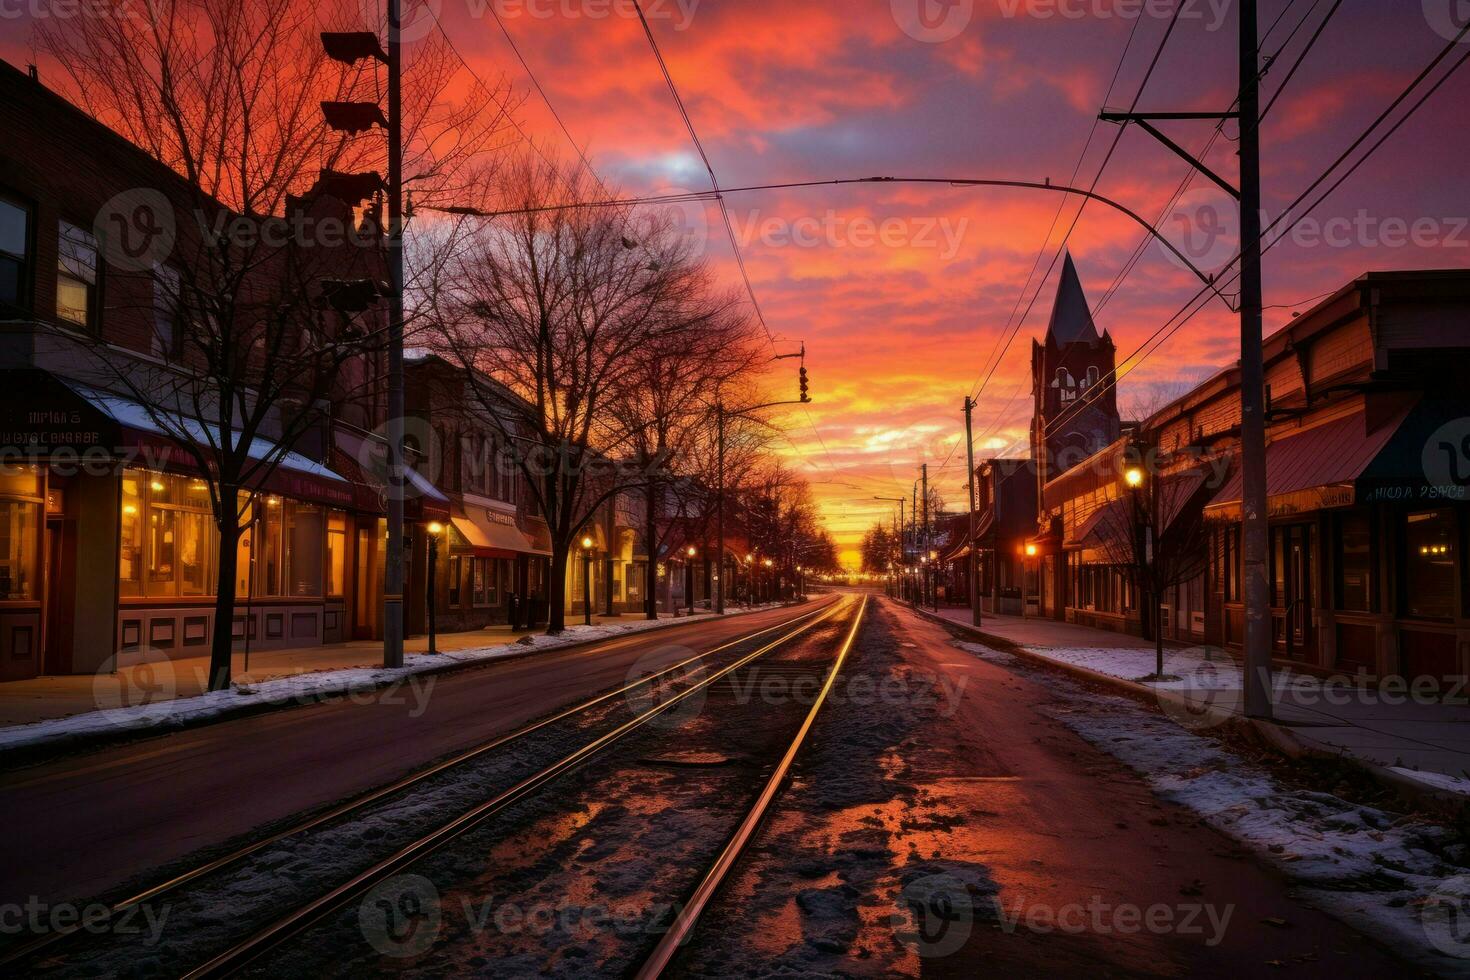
xmin=92 ymin=646 xmax=178 ymax=726
xmin=1154 ymin=659 xmax=1241 ymax=732
xmin=1423 ymin=1 xmax=1470 ymax=43
xmin=622 ymin=646 xmax=708 ymax=730
xmin=357 ymin=416 xmax=444 ymax=503
xmin=1423 ymin=418 xmax=1470 ymax=493
xmin=891 ymin=872 xmax=974 ymax=958
xmin=1157 ymin=187 xmax=1239 ymax=278
xmin=629 ymin=183 xmax=711 ymax=262
xmin=892 ymin=0 xmax=974 ymax=43
xmin=362 ymin=0 xmax=443 ymax=45
xmin=360 ymin=874 xmax=442 ymax=958
xmin=95 ymin=188 xmax=176 ymax=273
xmin=1424 ymin=875 xmax=1470 ymax=958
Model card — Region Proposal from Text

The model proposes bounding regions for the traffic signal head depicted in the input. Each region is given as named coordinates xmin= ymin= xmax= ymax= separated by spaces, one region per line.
xmin=799 ymin=366 xmax=810 ymax=402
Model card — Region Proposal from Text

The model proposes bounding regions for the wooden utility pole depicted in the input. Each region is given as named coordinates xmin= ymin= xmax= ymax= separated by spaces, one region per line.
xmin=921 ymin=463 xmax=932 ymax=611
xmin=715 ymin=402 xmax=725 ymax=614
xmin=383 ymin=0 xmax=406 ymax=668
xmin=964 ymin=396 xmax=981 ymax=627
xmin=1096 ymin=0 xmax=1271 ymax=718
xmin=1236 ymin=0 xmax=1272 ymax=719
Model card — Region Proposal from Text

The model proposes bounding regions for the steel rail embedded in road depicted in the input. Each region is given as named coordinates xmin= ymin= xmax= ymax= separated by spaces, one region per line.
xmin=635 ymin=594 xmax=868 ymax=979
xmin=0 ymin=599 xmax=839 ymax=972
xmin=181 ymin=598 xmax=854 ymax=979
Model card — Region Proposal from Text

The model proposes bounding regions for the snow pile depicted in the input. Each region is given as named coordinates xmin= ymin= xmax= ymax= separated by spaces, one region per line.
xmin=0 ymin=606 xmax=780 ymax=759
xmin=957 ymin=638 xmax=1470 ymax=975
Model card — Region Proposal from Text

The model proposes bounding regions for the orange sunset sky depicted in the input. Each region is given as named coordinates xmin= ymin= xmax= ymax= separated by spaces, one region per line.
xmin=5 ymin=1 xmax=1467 ymax=568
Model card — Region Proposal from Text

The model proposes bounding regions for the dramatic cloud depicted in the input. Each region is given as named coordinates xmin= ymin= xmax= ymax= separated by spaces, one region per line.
xmin=6 ymin=1 xmax=1464 ymax=565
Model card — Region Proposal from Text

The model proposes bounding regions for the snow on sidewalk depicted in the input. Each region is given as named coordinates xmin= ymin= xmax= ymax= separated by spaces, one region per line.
xmin=0 ymin=607 xmax=779 ymax=759
xmin=955 ymin=639 xmax=1470 ymax=975
xmin=977 ymin=633 xmax=1470 ymax=797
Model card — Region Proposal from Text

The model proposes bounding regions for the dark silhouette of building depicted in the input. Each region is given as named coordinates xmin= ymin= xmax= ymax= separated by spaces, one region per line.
xmin=1030 ymin=253 xmax=1121 ymax=498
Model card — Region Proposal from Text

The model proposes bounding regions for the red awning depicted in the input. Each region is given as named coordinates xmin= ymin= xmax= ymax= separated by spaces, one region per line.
xmin=452 ymin=504 xmax=550 ymax=558
xmin=1205 ymin=406 xmax=1412 ymax=520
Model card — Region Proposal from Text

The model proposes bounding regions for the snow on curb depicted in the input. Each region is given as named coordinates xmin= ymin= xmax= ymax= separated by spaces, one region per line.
xmin=1388 ymin=767 xmax=1470 ymax=798
xmin=953 ymin=637 xmax=1470 ymax=976
xmin=0 ymin=606 xmax=785 ymax=761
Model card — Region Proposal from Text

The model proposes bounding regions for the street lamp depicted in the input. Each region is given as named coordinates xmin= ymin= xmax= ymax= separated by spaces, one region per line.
xmin=426 ymin=521 xmax=444 ymax=655
xmin=580 ymin=534 xmax=595 ymax=627
xmin=1125 ymin=466 xmax=1146 ymax=488
xmin=686 ymin=545 xmax=698 ymax=616
xmin=762 ymin=557 xmax=774 ymax=604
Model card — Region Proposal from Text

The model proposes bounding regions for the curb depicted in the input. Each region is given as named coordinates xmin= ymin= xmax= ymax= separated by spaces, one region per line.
xmin=902 ymin=599 xmax=1469 ymax=818
xmin=0 ymin=603 xmax=811 ymax=771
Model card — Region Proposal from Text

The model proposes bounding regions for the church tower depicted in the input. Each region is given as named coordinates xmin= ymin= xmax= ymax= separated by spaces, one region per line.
xmin=1030 ymin=253 xmax=1121 ymax=489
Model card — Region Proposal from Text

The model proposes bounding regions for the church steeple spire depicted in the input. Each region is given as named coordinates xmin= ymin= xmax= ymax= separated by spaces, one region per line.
xmin=1046 ymin=252 xmax=1100 ymax=346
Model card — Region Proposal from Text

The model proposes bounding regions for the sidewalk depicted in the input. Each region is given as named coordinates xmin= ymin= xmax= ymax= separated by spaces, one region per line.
xmin=0 ymin=605 xmax=790 ymax=761
xmin=0 ymin=613 xmax=675 ymax=729
xmin=925 ymin=603 xmax=1470 ymax=799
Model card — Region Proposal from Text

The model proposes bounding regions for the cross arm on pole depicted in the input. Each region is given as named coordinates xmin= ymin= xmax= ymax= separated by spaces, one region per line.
xmin=1099 ymin=112 xmax=1241 ymax=201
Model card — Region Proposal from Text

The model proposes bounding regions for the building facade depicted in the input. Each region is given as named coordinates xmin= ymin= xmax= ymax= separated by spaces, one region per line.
xmin=0 ymin=60 xmax=409 ymax=677
xmin=1025 ymin=269 xmax=1470 ymax=684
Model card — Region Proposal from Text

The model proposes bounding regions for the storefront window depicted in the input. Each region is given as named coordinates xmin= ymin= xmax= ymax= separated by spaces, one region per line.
xmin=147 ymin=506 xmax=178 ymax=590
xmin=236 ymin=497 xmax=254 ymax=598
xmin=0 ymin=501 xmax=37 ymax=600
xmin=118 ymin=469 xmax=218 ymax=599
xmin=1404 ymin=509 xmax=1458 ymax=620
xmin=258 ymin=496 xmax=283 ymax=596
xmin=1336 ymin=512 xmax=1374 ymax=613
xmin=119 ymin=474 xmax=143 ymax=597
xmin=448 ymin=556 xmax=462 ymax=607
xmin=326 ymin=513 xmax=347 ymax=597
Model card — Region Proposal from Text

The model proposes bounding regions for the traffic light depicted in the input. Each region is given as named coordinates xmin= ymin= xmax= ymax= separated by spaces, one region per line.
xmin=799 ymin=366 xmax=810 ymax=402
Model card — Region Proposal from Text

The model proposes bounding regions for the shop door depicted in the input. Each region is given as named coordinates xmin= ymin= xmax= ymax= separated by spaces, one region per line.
xmin=353 ymin=525 xmax=378 ymax=640
xmin=37 ymin=518 xmax=64 ymax=677
xmin=1275 ymin=525 xmax=1315 ymax=659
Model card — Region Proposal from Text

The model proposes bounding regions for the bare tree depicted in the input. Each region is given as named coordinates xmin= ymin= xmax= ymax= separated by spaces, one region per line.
xmin=37 ymin=0 xmax=518 ymax=689
xmin=434 ymin=156 xmax=715 ymax=633
xmin=611 ymin=278 xmax=764 ymax=619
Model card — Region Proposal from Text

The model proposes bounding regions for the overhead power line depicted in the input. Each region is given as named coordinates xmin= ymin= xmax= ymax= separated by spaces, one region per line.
xmin=1040 ymin=26 xmax=1470 ymax=439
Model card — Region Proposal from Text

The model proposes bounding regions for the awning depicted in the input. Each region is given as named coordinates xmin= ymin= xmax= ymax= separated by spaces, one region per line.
xmin=0 ymin=371 xmax=361 ymax=510
xmin=452 ymin=504 xmax=544 ymax=559
xmin=1204 ymin=402 xmax=1419 ymax=520
xmin=1068 ymin=470 xmax=1209 ymax=552
xmin=1067 ymin=497 xmax=1130 ymax=551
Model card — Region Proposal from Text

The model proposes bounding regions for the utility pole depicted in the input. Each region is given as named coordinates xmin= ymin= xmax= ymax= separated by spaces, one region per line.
xmin=713 ymin=352 xmax=809 ymax=616
xmin=964 ymin=396 xmax=981 ymax=627
xmin=921 ymin=463 xmax=931 ymax=611
xmin=1096 ymin=0 xmax=1271 ymax=719
xmin=715 ymin=402 xmax=725 ymax=614
xmin=1236 ymin=0 xmax=1272 ymax=720
xmin=382 ymin=0 xmax=406 ymax=669
xmin=910 ymin=481 xmax=919 ymax=607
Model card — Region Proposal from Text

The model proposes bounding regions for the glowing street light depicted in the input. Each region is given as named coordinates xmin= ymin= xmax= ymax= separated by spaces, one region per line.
xmin=580 ymin=535 xmax=595 ymax=626
xmin=425 ymin=521 xmax=444 ymax=654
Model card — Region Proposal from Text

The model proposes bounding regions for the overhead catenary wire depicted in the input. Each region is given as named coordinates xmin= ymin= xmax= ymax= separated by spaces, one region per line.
xmin=926 ymin=3 xmax=1185 ymax=484
xmin=972 ymin=0 xmax=1336 ymax=449
xmin=627 ymin=0 xmax=845 ymax=484
xmin=1038 ymin=26 xmax=1470 ymax=440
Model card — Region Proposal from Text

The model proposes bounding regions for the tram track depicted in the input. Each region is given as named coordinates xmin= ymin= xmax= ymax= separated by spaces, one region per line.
xmin=0 ymin=599 xmax=842 ymax=977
